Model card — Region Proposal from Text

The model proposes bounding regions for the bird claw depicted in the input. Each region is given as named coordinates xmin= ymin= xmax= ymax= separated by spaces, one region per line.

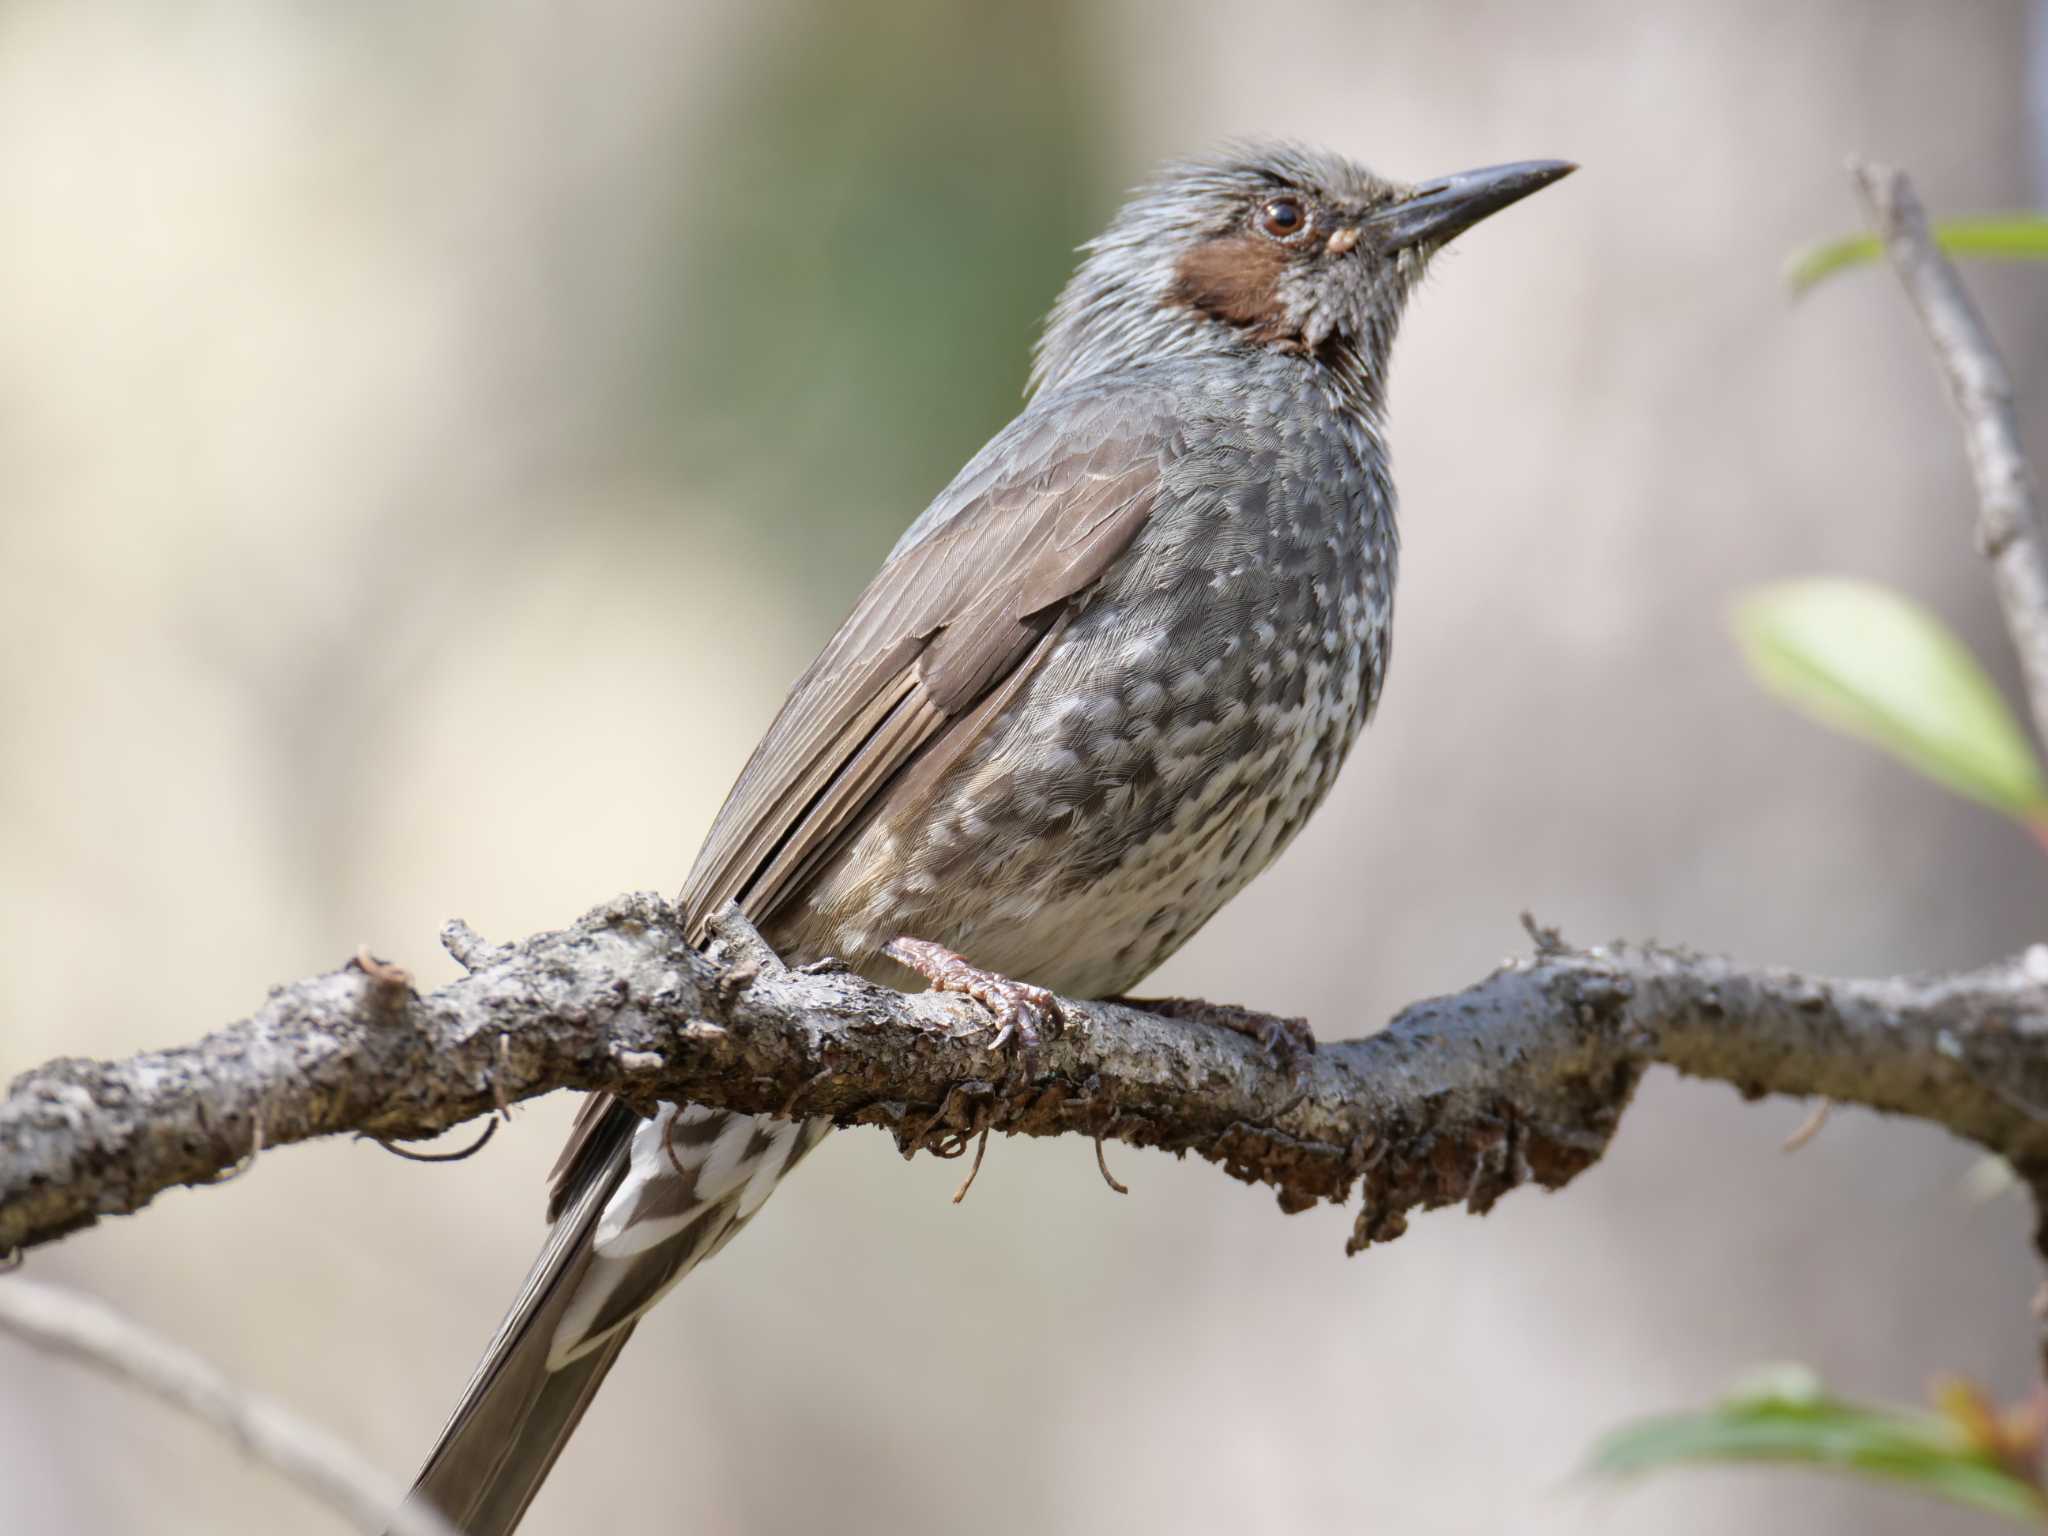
xmin=883 ymin=937 xmax=1061 ymax=1053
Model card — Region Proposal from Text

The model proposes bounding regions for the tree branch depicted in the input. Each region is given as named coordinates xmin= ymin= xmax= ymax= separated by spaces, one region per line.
xmin=0 ymin=1277 xmax=458 ymax=1536
xmin=5 ymin=893 xmax=2047 ymax=1261
xmin=6 ymin=160 xmax=2048 ymax=1341
xmin=1852 ymin=158 xmax=2048 ymax=752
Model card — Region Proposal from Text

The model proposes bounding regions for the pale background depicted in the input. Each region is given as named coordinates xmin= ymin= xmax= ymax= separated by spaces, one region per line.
xmin=1 ymin=2 xmax=2043 ymax=1532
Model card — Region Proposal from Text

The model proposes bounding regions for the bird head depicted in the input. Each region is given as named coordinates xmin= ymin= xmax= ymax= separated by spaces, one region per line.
xmin=1031 ymin=142 xmax=1573 ymax=409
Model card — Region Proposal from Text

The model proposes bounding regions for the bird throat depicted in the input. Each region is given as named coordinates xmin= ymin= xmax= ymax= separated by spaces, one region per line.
xmin=1169 ymin=234 xmax=1382 ymax=422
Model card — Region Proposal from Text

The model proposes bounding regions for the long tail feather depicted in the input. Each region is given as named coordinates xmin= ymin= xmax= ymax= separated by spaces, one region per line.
xmin=392 ymin=1102 xmax=827 ymax=1535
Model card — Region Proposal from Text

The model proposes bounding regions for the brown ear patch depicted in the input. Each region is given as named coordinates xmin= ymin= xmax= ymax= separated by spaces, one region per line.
xmin=1171 ymin=235 xmax=1298 ymax=346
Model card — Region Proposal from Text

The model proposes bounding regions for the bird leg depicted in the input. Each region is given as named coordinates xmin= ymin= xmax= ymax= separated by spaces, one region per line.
xmin=883 ymin=937 xmax=1062 ymax=1052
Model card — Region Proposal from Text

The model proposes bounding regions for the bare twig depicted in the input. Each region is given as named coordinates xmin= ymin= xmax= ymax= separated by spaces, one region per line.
xmin=1781 ymin=1100 xmax=1833 ymax=1153
xmin=440 ymin=920 xmax=510 ymax=976
xmin=0 ymin=1277 xmax=457 ymax=1536
xmin=363 ymin=1119 xmax=498 ymax=1163
xmin=951 ymin=1116 xmax=992 ymax=1204
xmin=5 ymin=894 xmax=2048 ymax=1262
xmin=1851 ymin=159 xmax=2048 ymax=750
xmin=1095 ymin=1128 xmax=1130 ymax=1195
xmin=198 ymin=1111 xmax=263 ymax=1186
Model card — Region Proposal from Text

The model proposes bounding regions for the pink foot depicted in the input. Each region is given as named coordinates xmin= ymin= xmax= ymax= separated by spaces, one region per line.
xmin=884 ymin=937 xmax=1061 ymax=1052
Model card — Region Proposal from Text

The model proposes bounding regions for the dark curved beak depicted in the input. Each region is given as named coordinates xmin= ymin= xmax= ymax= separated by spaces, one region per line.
xmin=1366 ymin=159 xmax=1576 ymax=251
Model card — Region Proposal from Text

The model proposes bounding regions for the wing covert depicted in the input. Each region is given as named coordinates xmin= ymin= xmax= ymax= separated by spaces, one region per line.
xmin=678 ymin=380 xmax=1179 ymax=938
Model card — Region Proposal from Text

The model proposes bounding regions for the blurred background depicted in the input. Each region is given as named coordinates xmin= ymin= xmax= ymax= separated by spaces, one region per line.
xmin=1 ymin=1 xmax=2043 ymax=1531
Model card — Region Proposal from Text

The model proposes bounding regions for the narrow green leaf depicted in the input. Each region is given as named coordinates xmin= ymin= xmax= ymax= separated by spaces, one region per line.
xmin=1787 ymin=215 xmax=2048 ymax=295
xmin=1733 ymin=579 xmax=2048 ymax=819
xmin=1590 ymin=1382 xmax=2048 ymax=1525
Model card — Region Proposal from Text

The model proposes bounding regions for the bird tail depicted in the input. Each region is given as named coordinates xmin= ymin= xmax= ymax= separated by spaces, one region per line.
xmin=393 ymin=1100 xmax=828 ymax=1535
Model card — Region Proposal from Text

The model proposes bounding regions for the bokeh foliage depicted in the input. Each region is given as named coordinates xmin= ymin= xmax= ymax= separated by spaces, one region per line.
xmin=632 ymin=0 xmax=1107 ymax=600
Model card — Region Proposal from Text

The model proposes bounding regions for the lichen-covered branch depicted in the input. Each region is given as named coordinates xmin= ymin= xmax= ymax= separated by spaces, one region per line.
xmin=5 ymin=892 xmax=2047 ymax=1261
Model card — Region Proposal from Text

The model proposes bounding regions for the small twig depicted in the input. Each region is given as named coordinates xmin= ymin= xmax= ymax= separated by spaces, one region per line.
xmin=1520 ymin=911 xmax=1568 ymax=956
xmin=440 ymin=919 xmax=506 ymax=975
xmin=1781 ymin=1100 xmax=1832 ymax=1152
xmin=952 ymin=1115 xmax=992 ymax=1204
xmin=1851 ymin=159 xmax=2048 ymax=751
xmin=1094 ymin=1127 xmax=1130 ymax=1195
xmin=703 ymin=904 xmax=783 ymax=986
xmin=779 ymin=1066 xmax=832 ymax=1119
xmin=0 ymin=1277 xmax=457 ymax=1536
xmin=491 ymin=1034 xmax=513 ymax=1122
xmin=352 ymin=947 xmax=412 ymax=991
xmin=364 ymin=1119 xmax=497 ymax=1164
xmin=199 ymin=1113 xmax=264 ymax=1186
xmin=909 ymin=1083 xmax=973 ymax=1160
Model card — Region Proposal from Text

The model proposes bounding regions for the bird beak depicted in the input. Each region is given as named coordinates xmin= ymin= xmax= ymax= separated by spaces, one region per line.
xmin=1363 ymin=159 xmax=1576 ymax=252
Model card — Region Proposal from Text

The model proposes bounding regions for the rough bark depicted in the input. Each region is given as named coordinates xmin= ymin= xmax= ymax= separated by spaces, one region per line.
xmin=6 ymin=894 xmax=2047 ymax=1261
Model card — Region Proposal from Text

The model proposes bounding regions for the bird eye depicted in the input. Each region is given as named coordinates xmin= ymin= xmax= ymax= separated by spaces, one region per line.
xmin=1256 ymin=197 xmax=1307 ymax=240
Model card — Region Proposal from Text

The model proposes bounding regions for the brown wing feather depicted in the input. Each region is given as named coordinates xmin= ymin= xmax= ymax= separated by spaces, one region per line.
xmin=679 ymin=391 xmax=1171 ymax=936
xmin=548 ymin=385 xmax=1174 ymax=1217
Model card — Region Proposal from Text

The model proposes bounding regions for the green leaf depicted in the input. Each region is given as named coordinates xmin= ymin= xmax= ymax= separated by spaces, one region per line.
xmin=1589 ymin=1378 xmax=2048 ymax=1525
xmin=1733 ymin=579 xmax=2048 ymax=819
xmin=1787 ymin=215 xmax=2048 ymax=295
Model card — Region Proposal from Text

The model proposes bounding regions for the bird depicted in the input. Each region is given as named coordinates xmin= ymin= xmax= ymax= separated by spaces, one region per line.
xmin=398 ymin=141 xmax=1572 ymax=1534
